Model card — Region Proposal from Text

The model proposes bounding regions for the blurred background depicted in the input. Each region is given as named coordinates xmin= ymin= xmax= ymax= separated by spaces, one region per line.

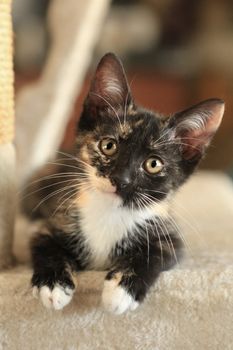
xmin=13 ymin=0 xmax=233 ymax=176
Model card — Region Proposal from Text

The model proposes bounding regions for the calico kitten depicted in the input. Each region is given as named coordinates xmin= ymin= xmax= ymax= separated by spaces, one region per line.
xmin=23 ymin=53 xmax=224 ymax=314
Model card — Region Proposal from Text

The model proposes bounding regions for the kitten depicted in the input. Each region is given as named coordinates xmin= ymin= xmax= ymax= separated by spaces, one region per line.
xmin=23 ymin=53 xmax=224 ymax=314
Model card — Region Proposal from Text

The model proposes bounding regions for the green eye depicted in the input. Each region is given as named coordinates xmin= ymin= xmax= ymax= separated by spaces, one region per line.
xmin=100 ymin=138 xmax=117 ymax=156
xmin=144 ymin=157 xmax=163 ymax=174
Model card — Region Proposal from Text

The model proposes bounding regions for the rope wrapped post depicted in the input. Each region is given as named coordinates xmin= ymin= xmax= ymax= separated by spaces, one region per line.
xmin=0 ymin=0 xmax=15 ymax=268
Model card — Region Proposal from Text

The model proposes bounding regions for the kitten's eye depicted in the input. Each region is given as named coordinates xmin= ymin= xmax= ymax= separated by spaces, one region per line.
xmin=144 ymin=157 xmax=163 ymax=174
xmin=99 ymin=138 xmax=117 ymax=156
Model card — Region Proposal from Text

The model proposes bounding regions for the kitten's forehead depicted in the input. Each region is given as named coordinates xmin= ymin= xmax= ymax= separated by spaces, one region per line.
xmin=97 ymin=108 xmax=163 ymax=144
xmin=119 ymin=110 xmax=163 ymax=147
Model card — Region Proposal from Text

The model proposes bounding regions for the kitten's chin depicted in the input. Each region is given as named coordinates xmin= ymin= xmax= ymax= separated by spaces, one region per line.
xmin=90 ymin=176 xmax=123 ymax=205
xmin=93 ymin=183 xmax=123 ymax=207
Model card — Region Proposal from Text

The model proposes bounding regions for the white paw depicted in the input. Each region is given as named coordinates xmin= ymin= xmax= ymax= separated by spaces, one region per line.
xmin=33 ymin=284 xmax=74 ymax=310
xmin=102 ymin=279 xmax=139 ymax=315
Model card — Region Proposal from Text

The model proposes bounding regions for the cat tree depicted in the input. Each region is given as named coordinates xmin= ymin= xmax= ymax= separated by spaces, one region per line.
xmin=0 ymin=0 xmax=15 ymax=269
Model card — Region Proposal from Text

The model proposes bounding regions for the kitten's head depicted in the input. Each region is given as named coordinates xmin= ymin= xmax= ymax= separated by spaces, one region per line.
xmin=76 ymin=53 xmax=224 ymax=208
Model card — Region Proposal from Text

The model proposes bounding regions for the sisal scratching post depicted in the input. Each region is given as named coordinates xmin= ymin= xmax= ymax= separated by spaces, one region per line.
xmin=0 ymin=0 xmax=15 ymax=268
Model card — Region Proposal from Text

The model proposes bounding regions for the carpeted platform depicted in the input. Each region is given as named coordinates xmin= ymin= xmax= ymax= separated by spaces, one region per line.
xmin=1 ymin=171 xmax=233 ymax=350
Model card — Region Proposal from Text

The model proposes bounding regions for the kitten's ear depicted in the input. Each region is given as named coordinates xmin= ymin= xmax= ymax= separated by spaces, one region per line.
xmin=84 ymin=53 xmax=133 ymax=113
xmin=169 ymin=99 xmax=224 ymax=160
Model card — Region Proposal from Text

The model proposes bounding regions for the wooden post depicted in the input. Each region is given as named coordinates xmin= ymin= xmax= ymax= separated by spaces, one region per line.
xmin=0 ymin=0 xmax=15 ymax=268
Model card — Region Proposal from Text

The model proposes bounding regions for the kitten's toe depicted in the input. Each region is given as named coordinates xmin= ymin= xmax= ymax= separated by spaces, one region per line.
xmin=35 ymin=284 xmax=74 ymax=310
xmin=32 ymin=286 xmax=39 ymax=298
xmin=102 ymin=278 xmax=139 ymax=315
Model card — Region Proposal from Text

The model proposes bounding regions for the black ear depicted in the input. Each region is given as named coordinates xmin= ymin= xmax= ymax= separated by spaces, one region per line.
xmin=168 ymin=99 xmax=224 ymax=160
xmin=84 ymin=53 xmax=133 ymax=115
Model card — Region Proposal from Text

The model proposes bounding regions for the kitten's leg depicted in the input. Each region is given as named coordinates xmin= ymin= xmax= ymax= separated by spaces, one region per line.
xmin=102 ymin=230 xmax=182 ymax=314
xmin=31 ymin=233 xmax=76 ymax=310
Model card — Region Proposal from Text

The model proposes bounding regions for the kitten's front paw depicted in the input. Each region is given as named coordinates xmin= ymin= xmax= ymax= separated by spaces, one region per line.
xmin=102 ymin=275 xmax=139 ymax=315
xmin=33 ymin=284 xmax=74 ymax=310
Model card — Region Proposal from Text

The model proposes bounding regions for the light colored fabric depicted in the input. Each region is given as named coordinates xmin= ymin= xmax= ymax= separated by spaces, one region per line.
xmin=1 ymin=171 xmax=233 ymax=349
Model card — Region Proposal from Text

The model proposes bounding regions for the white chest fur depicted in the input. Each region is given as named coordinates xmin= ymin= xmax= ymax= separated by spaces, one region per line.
xmin=78 ymin=189 xmax=168 ymax=269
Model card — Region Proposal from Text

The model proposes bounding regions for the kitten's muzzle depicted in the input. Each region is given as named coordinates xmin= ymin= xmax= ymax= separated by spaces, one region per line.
xmin=111 ymin=170 xmax=133 ymax=195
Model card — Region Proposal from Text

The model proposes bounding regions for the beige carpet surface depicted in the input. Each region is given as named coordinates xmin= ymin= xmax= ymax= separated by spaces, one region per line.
xmin=1 ymin=171 xmax=233 ymax=350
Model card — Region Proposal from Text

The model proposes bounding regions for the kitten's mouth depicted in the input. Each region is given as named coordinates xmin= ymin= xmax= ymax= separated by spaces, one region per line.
xmin=92 ymin=176 xmax=117 ymax=195
xmin=99 ymin=185 xmax=117 ymax=194
xmin=93 ymin=178 xmax=137 ymax=207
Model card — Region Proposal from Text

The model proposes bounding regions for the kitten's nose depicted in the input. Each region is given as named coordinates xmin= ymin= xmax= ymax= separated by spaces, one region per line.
xmin=111 ymin=171 xmax=132 ymax=192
